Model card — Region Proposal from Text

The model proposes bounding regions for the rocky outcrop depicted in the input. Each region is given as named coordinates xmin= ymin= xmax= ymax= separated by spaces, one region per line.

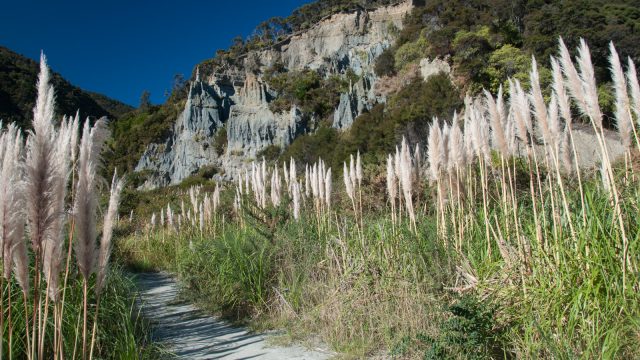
xmin=135 ymin=1 xmax=413 ymax=188
xmin=135 ymin=77 xmax=225 ymax=187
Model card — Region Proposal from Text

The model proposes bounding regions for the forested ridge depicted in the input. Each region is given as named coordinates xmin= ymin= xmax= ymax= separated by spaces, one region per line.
xmin=0 ymin=46 xmax=133 ymax=128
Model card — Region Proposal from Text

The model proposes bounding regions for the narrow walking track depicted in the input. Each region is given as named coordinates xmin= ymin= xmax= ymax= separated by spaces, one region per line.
xmin=134 ymin=272 xmax=331 ymax=360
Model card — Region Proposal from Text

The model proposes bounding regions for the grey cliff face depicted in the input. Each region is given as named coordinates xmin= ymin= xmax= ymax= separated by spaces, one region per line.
xmin=135 ymin=1 xmax=412 ymax=188
xmin=135 ymin=79 xmax=225 ymax=187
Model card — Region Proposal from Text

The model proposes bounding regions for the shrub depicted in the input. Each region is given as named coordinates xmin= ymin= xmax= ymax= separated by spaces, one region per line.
xmin=423 ymin=295 xmax=508 ymax=360
xmin=257 ymin=144 xmax=282 ymax=162
xmin=484 ymin=44 xmax=531 ymax=93
xmin=266 ymin=69 xmax=347 ymax=119
xmin=214 ymin=127 xmax=228 ymax=156
xmin=394 ymin=31 xmax=429 ymax=71
xmin=386 ymin=73 xmax=462 ymax=141
xmin=374 ymin=48 xmax=396 ymax=77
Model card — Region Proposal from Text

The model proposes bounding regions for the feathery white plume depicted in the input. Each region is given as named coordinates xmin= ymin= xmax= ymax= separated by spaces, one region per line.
xmin=95 ymin=171 xmax=124 ymax=294
xmin=73 ymin=119 xmax=109 ymax=283
xmin=609 ymin=42 xmax=633 ymax=149
xmin=356 ymin=151 xmax=362 ymax=186
xmin=0 ymin=125 xmax=26 ymax=287
xmin=324 ymin=168 xmax=332 ymax=211
xmin=530 ymin=56 xmax=554 ymax=147
xmin=343 ymin=161 xmax=354 ymax=201
xmin=448 ymin=122 xmax=465 ymax=172
xmin=427 ymin=121 xmax=443 ymax=181
xmin=485 ymin=89 xmax=508 ymax=155
xmin=386 ymin=154 xmax=397 ymax=200
xmin=551 ymin=57 xmax=572 ymax=126
xmin=627 ymin=57 xmax=640 ymax=125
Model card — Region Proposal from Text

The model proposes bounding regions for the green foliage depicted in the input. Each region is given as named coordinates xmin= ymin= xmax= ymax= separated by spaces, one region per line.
xmin=281 ymin=125 xmax=343 ymax=168
xmin=423 ymin=296 xmax=507 ymax=359
xmin=257 ymin=144 xmax=282 ymax=162
xmin=139 ymin=90 xmax=151 ymax=110
xmin=265 ymin=68 xmax=347 ymax=119
xmin=484 ymin=44 xmax=531 ymax=93
xmin=0 ymin=264 xmax=160 ymax=358
xmin=598 ymin=83 xmax=616 ymax=123
xmin=280 ymin=73 xmax=461 ymax=169
xmin=176 ymin=166 xmax=220 ymax=189
xmin=451 ymin=26 xmax=497 ymax=86
xmin=387 ymin=74 xmax=461 ymax=124
xmin=0 ymin=46 xmax=133 ymax=129
xmin=523 ymin=0 xmax=640 ymax=81
xmin=213 ymin=127 xmax=228 ymax=156
xmin=394 ymin=31 xmax=429 ymax=71
xmin=106 ymin=104 xmax=181 ymax=175
xmin=374 ymin=48 xmax=396 ymax=77
xmin=379 ymin=0 xmax=639 ymax=96
xmin=117 ymin=156 xmax=640 ymax=357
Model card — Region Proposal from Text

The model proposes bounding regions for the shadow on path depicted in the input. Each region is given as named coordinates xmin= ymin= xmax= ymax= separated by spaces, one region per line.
xmin=133 ymin=272 xmax=331 ymax=360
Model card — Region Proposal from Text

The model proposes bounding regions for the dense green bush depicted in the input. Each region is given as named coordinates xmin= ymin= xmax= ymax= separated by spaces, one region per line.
xmin=265 ymin=69 xmax=348 ymax=119
xmin=213 ymin=127 xmax=228 ymax=156
xmin=423 ymin=295 xmax=508 ymax=360
xmin=394 ymin=30 xmax=429 ymax=71
xmin=280 ymin=125 xmax=343 ymax=168
xmin=374 ymin=48 xmax=396 ymax=77
xmin=377 ymin=0 xmax=639 ymax=96
xmin=483 ymin=44 xmax=531 ymax=93
xmin=257 ymin=144 xmax=282 ymax=162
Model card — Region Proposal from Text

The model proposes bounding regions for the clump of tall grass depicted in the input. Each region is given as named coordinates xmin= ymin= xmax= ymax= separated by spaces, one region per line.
xmin=0 ymin=53 xmax=132 ymax=359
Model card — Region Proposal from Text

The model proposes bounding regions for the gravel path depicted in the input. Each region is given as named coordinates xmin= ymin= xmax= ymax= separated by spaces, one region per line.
xmin=133 ymin=272 xmax=332 ymax=360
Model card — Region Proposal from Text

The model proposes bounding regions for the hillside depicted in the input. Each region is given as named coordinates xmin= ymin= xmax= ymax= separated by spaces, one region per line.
xmin=116 ymin=0 xmax=640 ymax=189
xmin=0 ymin=46 xmax=133 ymax=128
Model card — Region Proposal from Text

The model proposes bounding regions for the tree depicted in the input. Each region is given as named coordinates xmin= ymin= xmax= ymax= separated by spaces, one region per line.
xmin=139 ymin=90 xmax=151 ymax=110
xmin=172 ymin=74 xmax=185 ymax=92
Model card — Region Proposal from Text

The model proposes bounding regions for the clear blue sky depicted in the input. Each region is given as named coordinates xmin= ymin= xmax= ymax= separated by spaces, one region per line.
xmin=0 ymin=0 xmax=309 ymax=106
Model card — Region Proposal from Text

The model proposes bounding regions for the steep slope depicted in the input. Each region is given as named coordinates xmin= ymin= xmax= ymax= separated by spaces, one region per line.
xmin=134 ymin=1 xmax=412 ymax=188
xmin=0 ymin=46 xmax=133 ymax=128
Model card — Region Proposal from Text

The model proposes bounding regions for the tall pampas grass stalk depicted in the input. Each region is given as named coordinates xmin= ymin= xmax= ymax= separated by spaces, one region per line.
xmin=485 ymin=89 xmax=509 ymax=155
xmin=324 ymin=168 xmax=332 ymax=216
xmin=627 ymin=57 xmax=640 ymax=128
xmin=560 ymin=37 xmax=629 ymax=290
xmin=428 ymin=121 xmax=445 ymax=237
xmin=292 ymin=180 xmax=300 ymax=221
xmin=609 ymin=42 xmax=640 ymax=174
xmin=355 ymin=151 xmax=363 ymax=228
xmin=400 ymin=139 xmax=416 ymax=234
xmin=551 ymin=56 xmax=587 ymax=224
xmin=58 ymin=113 xmax=80 ymax=346
xmin=24 ymin=52 xmax=74 ymax=359
xmin=386 ymin=155 xmax=397 ymax=230
xmin=448 ymin=122 xmax=465 ymax=251
xmin=89 ymin=171 xmax=124 ymax=360
xmin=72 ymin=117 xmax=109 ymax=360
xmin=0 ymin=124 xmax=27 ymax=359
xmin=532 ymin=63 xmax=577 ymax=244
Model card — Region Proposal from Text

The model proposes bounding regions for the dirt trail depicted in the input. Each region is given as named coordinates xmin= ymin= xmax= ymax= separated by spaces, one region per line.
xmin=134 ymin=272 xmax=331 ymax=360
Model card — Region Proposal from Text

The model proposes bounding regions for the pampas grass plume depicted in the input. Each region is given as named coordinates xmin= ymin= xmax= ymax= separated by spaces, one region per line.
xmin=609 ymin=42 xmax=633 ymax=149
xmin=96 ymin=172 xmax=124 ymax=294
xmin=427 ymin=121 xmax=443 ymax=181
xmin=627 ymin=57 xmax=640 ymax=123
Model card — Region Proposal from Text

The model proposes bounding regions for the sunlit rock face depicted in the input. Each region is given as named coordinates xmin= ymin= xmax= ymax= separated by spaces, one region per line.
xmin=135 ymin=1 xmax=413 ymax=188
